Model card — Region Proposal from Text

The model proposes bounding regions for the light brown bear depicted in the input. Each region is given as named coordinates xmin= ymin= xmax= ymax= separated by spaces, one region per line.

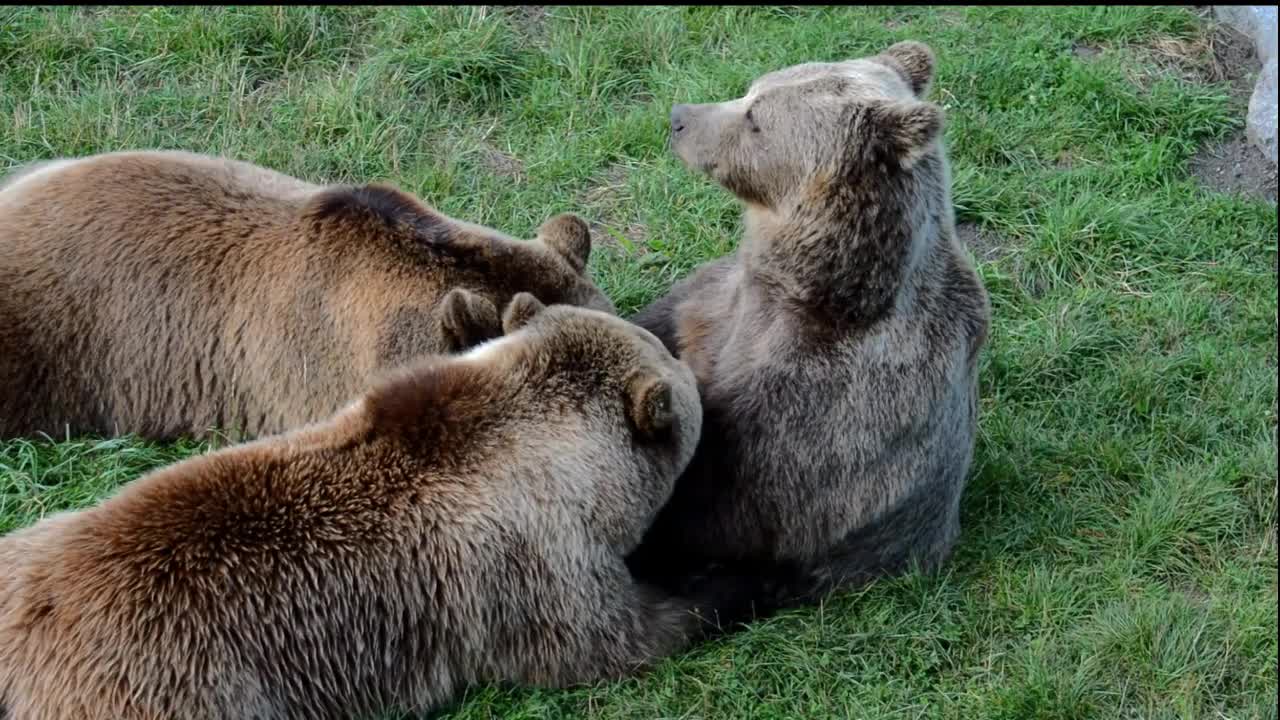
xmin=0 ymin=150 xmax=615 ymax=441
xmin=626 ymin=42 xmax=992 ymax=614
xmin=0 ymin=295 xmax=742 ymax=720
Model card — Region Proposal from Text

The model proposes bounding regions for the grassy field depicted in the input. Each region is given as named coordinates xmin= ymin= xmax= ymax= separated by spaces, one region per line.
xmin=1 ymin=6 xmax=1276 ymax=719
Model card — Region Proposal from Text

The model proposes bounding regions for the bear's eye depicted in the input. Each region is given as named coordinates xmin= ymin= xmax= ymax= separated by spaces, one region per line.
xmin=745 ymin=108 xmax=761 ymax=133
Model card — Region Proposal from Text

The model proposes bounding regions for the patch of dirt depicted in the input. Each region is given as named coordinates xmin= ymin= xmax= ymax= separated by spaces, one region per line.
xmin=1072 ymin=18 xmax=1260 ymax=103
xmin=1180 ymin=14 xmax=1275 ymax=202
xmin=1072 ymin=43 xmax=1101 ymax=60
xmin=506 ymin=5 xmax=548 ymax=42
xmin=956 ymin=221 xmax=1013 ymax=264
xmin=1189 ymin=134 xmax=1278 ymax=204
xmin=579 ymin=164 xmax=651 ymax=257
xmin=1054 ymin=148 xmax=1094 ymax=170
xmin=1074 ymin=11 xmax=1276 ymax=203
xmin=1167 ymin=20 xmax=1258 ymax=100
xmin=581 ymin=164 xmax=630 ymax=206
xmin=478 ymin=142 xmax=525 ymax=181
xmin=440 ymin=120 xmax=526 ymax=183
xmin=589 ymin=219 xmax=651 ymax=257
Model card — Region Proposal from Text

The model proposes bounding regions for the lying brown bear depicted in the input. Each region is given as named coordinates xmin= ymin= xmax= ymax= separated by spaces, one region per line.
xmin=627 ymin=42 xmax=992 ymax=614
xmin=0 ymin=150 xmax=614 ymax=441
xmin=0 ymin=294 xmax=735 ymax=720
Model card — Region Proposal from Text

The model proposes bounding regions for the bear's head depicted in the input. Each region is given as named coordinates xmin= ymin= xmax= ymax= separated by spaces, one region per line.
xmin=449 ymin=294 xmax=702 ymax=553
xmin=668 ymin=41 xmax=944 ymax=209
xmin=501 ymin=292 xmax=701 ymax=483
xmin=303 ymin=185 xmax=618 ymax=318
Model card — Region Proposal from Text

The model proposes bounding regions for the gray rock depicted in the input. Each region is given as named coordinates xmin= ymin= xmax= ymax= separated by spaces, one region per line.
xmin=1249 ymin=57 xmax=1277 ymax=165
xmin=1214 ymin=6 xmax=1277 ymax=165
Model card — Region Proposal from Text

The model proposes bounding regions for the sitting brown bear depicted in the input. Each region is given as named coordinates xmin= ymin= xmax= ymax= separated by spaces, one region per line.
xmin=626 ymin=42 xmax=992 ymax=613
xmin=0 ymin=295 xmax=735 ymax=720
xmin=0 ymin=150 xmax=614 ymax=441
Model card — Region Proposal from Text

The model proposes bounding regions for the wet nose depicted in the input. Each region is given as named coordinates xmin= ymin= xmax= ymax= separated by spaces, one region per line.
xmin=670 ymin=104 xmax=690 ymax=134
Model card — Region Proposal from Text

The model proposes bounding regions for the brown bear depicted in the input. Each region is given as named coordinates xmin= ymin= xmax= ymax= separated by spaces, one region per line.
xmin=625 ymin=42 xmax=992 ymax=615
xmin=0 ymin=150 xmax=615 ymax=441
xmin=0 ymin=295 xmax=740 ymax=720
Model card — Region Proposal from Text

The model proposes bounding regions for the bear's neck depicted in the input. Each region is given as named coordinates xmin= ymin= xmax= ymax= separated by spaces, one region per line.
xmin=741 ymin=162 xmax=939 ymax=332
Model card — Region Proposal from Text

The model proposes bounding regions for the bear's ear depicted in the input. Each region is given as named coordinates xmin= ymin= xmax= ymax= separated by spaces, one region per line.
xmin=626 ymin=373 xmax=673 ymax=437
xmin=878 ymin=40 xmax=936 ymax=97
xmin=438 ymin=288 xmax=501 ymax=353
xmin=866 ymin=99 xmax=945 ymax=169
xmin=303 ymin=183 xmax=455 ymax=246
xmin=536 ymin=212 xmax=592 ymax=274
xmin=502 ymin=292 xmax=547 ymax=334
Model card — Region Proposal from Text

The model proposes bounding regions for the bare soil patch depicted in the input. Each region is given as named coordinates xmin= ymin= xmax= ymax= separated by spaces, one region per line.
xmin=1130 ymin=22 xmax=1257 ymax=99
xmin=1182 ymin=11 xmax=1276 ymax=203
xmin=579 ymin=164 xmax=651 ymax=256
xmin=1074 ymin=9 xmax=1275 ymax=203
xmin=957 ymin=222 xmax=1014 ymax=264
xmin=478 ymin=142 xmax=525 ymax=181
xmin=1072 ymin=43 xmax=1102 ymax=60
xmin=506 ymin=5 xmax=548 ymax=43
xmin=1189 ymin=134 xmax=1278 ymax=203
xmin=1072 ymin=15 xmax=1259 ymax=102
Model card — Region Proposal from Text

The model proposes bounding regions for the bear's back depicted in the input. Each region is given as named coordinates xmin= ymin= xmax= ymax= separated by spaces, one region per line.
xmin=0 ymin=151 xmax=342 ymax=438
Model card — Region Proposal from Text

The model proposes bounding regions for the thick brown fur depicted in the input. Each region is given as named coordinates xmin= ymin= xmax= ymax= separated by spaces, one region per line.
xmin=0 ymin=298 xmax=740 ymax=720
xmin=0 ymin=150 xmax=615 ymax=441
xmin=627 ymin=42 xmax=992 ymax=616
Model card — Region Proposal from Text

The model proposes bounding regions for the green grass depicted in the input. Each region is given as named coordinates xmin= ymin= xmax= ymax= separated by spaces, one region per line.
xmin=1 ymin=6 xmax=1276 ymax=719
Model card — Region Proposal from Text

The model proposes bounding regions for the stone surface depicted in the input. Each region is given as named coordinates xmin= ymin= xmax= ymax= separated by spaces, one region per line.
xmin=1214 ymin=6 xmax=1278 ymax=165
xmin=1189 ymin=133 xmax=1278 ymax=203
xmin=1247 ymin=56 xmax=1277 ymax=164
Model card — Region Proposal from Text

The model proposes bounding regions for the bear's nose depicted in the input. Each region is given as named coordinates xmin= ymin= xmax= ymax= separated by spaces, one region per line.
xmin=670 ymin=104 xmax=690 ymax=134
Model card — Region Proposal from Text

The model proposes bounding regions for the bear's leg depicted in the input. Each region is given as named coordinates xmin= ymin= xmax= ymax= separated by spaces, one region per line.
xmin=512 ymin=561 xmax=770 ymax=688
xmin=629 ymin=255 xmax=736 ymax=354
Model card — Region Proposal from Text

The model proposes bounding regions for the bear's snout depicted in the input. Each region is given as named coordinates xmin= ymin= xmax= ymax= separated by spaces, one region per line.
xmin=670 ymin=104 xmax=690 ymax=134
